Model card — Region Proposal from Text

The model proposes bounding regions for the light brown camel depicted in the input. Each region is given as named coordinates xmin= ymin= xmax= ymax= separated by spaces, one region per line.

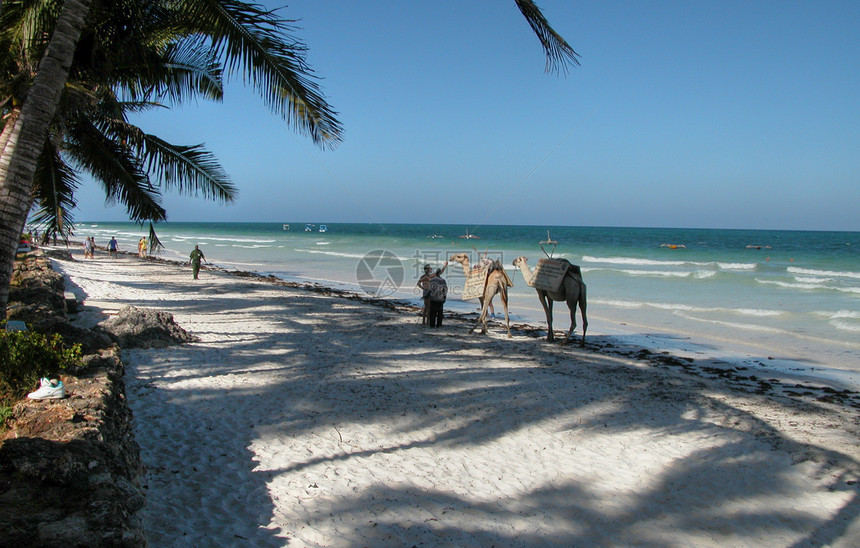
xmin=513 ymin=256 xmax=588 ymax=347
xmin=449 ymin=253 xmax=512 ymax=338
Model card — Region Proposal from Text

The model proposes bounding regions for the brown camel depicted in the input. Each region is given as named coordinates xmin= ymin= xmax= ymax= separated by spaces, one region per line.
xmin=449 ymin=253 xmax=512 ymax=338
xmin=513 ymin=256 xmax=588 ymax=347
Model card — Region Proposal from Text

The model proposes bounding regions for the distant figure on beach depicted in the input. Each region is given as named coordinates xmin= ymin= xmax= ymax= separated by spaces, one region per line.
xmin=138 ymin=237 xmax=148 ymax=258
xmin=417 ymin=262 xmax=447 ymax=325
xmin=423 ymin=271 xmax=448 ymax=327
xmin=84 ymin=237 xmax=95 ymax=258
xmin=189 ymin=245 xmax=206 ymax=280
xmin=108 ymin=237 xmax=118 ymax=259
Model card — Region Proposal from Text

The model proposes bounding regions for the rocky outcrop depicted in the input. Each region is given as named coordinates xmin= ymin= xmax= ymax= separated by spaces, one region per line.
xmin=98 ymin=305 xmax=196 ymax=348
xmin=6 ymin=250 xmax=66 ymax=331
xmin=0 ymin=249 xmax=146 ymax=546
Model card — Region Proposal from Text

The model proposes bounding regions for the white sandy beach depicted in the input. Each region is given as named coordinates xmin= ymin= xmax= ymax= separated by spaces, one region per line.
xmin=50 ymin=250 xmax=860 ymax=547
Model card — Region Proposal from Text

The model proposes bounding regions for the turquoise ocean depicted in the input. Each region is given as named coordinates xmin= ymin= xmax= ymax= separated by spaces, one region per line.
xmin=71 ymin=222 xmax=860 ymax=390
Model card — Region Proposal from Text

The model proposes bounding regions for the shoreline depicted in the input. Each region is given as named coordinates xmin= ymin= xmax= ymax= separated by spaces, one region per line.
xmin=47 ymin=247 xmax=860 ymax=545
xmin=58 ymin=223 xmax=860 ymax=394
xmin=54 ymin=243 xmax=860 ymax=403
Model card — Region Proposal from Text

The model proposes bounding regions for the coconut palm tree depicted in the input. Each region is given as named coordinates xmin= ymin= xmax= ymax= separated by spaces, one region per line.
xmin=0 ymin=0 xmax=93 ymax=315
xmin=0 ymin=0 xmax=344 ymax=315
xmin=0 ymin=0 xmax=579 ymax=317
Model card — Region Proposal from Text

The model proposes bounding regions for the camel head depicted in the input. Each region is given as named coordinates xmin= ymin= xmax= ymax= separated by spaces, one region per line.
xmin=512 ymin=256 xmax=528 ymax=269
xmin=448 ymin=253 xmax=471 ymax=267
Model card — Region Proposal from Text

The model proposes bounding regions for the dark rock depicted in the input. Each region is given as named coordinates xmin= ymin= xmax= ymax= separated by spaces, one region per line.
xmin=98 ymin=305 xmax=196 ymax=348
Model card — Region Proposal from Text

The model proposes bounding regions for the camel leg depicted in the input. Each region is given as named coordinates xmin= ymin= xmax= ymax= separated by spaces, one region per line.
xmin=579 ymin=286 xmax=588 ymax=347
xmin=562 ymin=300 xmax=576 ymax=346
xmin=540 ymin=294 xmax=555 ymax=342
xmin=470 ymin=298 xmax=491 ymax=334
xmin=469 ymin=296 xmax=483 ymax=334
xmin=500 ymin=285 xmax=511 ymax=338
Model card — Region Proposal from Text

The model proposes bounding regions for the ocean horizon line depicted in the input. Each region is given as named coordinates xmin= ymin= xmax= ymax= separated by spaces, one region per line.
xmin=75 ymin=220 xmax=860 ymax=234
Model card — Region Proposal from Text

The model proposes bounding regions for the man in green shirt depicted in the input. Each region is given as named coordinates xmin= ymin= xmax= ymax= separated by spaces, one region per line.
xmin=190 ymin=245 xmax=206 ymax=279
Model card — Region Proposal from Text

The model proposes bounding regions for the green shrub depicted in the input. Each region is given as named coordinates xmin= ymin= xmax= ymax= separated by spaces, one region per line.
xmin=0 ymin=326 xmax=83 ymax=410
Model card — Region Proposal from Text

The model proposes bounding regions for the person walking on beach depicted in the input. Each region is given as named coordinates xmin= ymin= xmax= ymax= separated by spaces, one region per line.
xmin=418 ymin=262 xmax=447 ymax=325
xmin=138 ymin=237 xmax=147 ymax=258
xmin=424 ymin=270 xmax=448 ymax=327
xmin=84 ymin=237 xmax=95 ymax=259
xmin=189 ymin=245 xmax=206 ymax=280
xmin=108 ymin=237 xmax=118 ymax=259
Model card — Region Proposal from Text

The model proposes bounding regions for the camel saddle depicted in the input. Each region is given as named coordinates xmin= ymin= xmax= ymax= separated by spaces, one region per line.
xmin=529 ymin=258 xmax=579 ymax=292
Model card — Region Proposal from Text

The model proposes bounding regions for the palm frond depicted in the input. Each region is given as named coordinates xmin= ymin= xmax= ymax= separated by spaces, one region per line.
xmin=63 ymin=116 xmax=167 ymax=222
xmin=515 ymin=0 xmax=580 ymax=75
xmin=29 ymin=140 xmax=80 ymax=236
xmin=0 ymin=0 xmax=58 ymax=69
xmin=83 ymin=99 xmax=235 ymax=203
xmin=147 ymin=221 xmax=164 ymax=253
xmin=138 ymin=134 xmax=236 ymax=203
xmin=112 ymin=40 xmax=224 ymax=104
xmin=178 ymin=0 xmax=342 ymax=148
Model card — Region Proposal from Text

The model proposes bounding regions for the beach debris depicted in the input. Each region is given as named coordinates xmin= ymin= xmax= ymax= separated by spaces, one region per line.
xmin=98 ymin=305 xmax=196 ymax=348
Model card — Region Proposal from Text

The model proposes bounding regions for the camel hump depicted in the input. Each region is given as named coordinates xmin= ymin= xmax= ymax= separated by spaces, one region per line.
xmin=486 ymin=260 xmax=514 ymax=287
xmin=556 ymin=258 xmax=583 ymax=279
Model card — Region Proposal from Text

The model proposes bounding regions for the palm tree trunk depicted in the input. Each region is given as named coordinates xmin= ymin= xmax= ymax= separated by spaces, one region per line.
xmin=0 ymin=109 xmax=20 ymax=159
xmin=0 ymin=0 xmax=92 ymax=319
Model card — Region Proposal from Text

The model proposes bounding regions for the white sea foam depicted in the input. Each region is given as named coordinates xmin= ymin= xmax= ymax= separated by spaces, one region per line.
xmin=758 ymin=278 xmax=860 ymax=295
xmin=170 ymin=234 xmax=277 ymax=245
xmin=795 ymin=276 xmax=833 ymax=283
xmin=619 ymin=269 xmax=694 ymax=278
xmin=717 ymin=262 xmax=757 ymax=270
xmin=294 ymin=248 xmax=370 ymax=260
xmin=815 ymin=310 xmax=860 ymax=334
xmin=789 ymin=266 xmax=860 ymax=280
xmin=582 ymin=255 xmax=755 ymax=272
xmin=592 ymin=298 xmax=783 ymax=317
xmin=582 ymin=255 xmax=689 ymax=267
xmin=831 ymin=320 xmax=860 ymax=333
xmin=673 ymin=311 xmax=786 ymax=334
xmin=756 ymin=278 xmax=826 ymax=291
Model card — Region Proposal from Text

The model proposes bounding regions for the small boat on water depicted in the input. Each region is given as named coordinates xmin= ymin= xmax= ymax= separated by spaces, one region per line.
xmin=304 ymin=224 xmax=315 ymax=232
xmin=282 ymin=224 xmax=289 ymax=231
xmin=459 ymin=230 xmax=479 ymax=240
xmin=660 ymin=243 xmax=686 ymax=249
xmin=745 ymin=244 xmax=772 ymax=250
xmin=319 ymin=225 xmax=328 ymax=233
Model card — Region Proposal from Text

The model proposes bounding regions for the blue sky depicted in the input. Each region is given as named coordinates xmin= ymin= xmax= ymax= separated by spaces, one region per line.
xmin=73 ymin=0 xmax=859 ymax=230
